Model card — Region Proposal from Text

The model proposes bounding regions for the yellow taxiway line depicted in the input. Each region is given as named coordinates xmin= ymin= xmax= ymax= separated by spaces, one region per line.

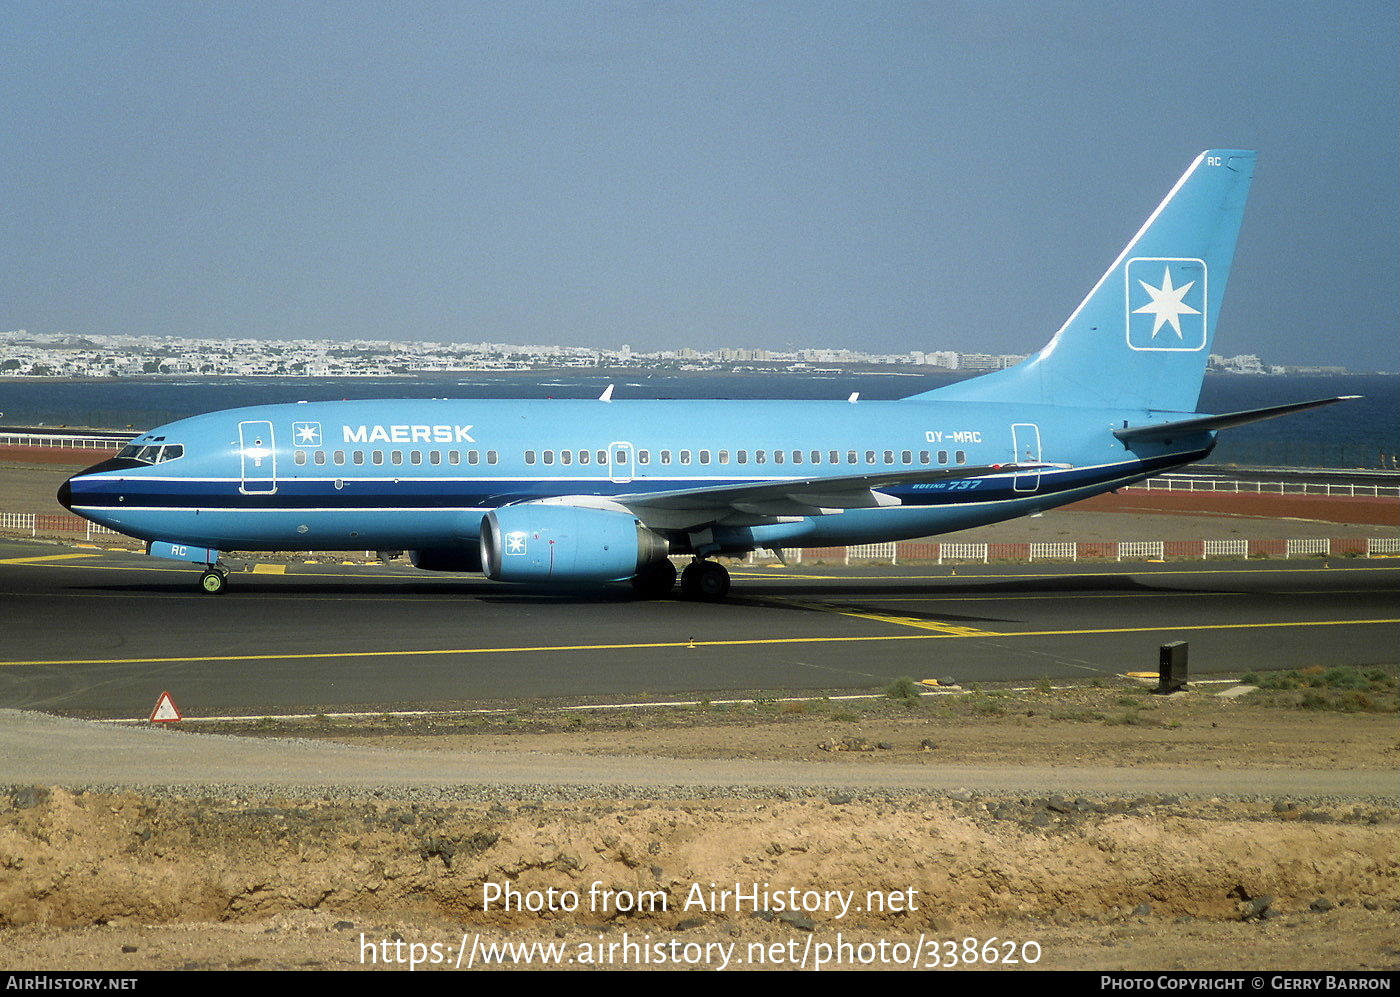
xmin=770 ymin=598 xmax=999 ymax=635
xmin=0 ymin=617 xmax=1395 ymax=669
xmin=0 ymin=553 xmax=98 ymax=565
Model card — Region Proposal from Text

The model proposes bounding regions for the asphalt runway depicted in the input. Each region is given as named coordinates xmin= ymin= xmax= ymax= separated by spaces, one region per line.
xmin=0 ymin=537 xmax=1396 ymax=719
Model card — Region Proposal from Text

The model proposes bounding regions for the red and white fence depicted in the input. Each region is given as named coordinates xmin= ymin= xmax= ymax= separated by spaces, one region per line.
xmin=0 ymin=512 xmax=125 ymax=542
xmin=748 ymin=536 xmax=1400 ymax=564
xmin=2 ymin=509 xmax=1397 ymax=561
xmin=0 ymin=433 xmax=125 ymax=451
xmin=1132 ymin=477 xmax=1399 ymax=499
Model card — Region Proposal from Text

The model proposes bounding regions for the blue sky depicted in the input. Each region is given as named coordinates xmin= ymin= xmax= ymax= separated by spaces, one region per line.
xmin=3 ymin=1 xmax=1396 ymax=367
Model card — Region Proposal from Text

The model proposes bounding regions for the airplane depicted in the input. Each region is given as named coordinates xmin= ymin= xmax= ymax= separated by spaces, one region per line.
xmin=58 ymin=149 xmax=1354 ymax=600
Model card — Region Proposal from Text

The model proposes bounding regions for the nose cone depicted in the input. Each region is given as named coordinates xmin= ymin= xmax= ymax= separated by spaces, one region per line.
xmin=57 ymin=477 xmax=74 ymax=511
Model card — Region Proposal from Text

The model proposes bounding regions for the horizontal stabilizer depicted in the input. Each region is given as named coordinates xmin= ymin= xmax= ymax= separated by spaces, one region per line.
xmin=1113 ymin=396 xmax=1359 ymax=443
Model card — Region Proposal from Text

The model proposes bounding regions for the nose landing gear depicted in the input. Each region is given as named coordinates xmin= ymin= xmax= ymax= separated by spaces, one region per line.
xmin=198 ymin=567 xmax=228 ymax=595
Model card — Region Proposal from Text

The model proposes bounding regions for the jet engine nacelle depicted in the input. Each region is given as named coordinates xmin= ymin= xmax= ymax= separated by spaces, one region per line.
xmin=481 ymin=505 xmax=669 ymax=583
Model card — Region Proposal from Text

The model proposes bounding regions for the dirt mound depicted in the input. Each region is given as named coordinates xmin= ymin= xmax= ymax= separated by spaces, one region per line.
xmin=3 ymin=788 xmax=1395 ymax=932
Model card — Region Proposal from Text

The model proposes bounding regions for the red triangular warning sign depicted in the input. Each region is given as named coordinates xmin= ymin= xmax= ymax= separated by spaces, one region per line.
xmin=149 ymin=691 xmax=182 ymax=723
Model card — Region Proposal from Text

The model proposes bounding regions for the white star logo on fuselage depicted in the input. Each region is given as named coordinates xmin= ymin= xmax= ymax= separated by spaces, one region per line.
xmin=1133 ymin=267 xmax=1200 ymax=339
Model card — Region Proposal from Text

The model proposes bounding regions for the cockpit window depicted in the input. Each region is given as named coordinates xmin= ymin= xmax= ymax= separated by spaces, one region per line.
xmin=117 ymin=443 xmax=184 ymax=464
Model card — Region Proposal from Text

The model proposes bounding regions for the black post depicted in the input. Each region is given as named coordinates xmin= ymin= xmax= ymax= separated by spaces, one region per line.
xmin=1155 ymin=641 xmax=1189 ymax=694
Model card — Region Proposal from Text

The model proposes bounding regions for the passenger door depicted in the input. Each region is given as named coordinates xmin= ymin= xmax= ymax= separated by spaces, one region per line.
xmin=1011 ymin=423 xmax=1041 ymax=492
xmin=609 ymin=441 xmax=635 ymax=484
xmin=238 ymin=420 xmax=278 ymax=494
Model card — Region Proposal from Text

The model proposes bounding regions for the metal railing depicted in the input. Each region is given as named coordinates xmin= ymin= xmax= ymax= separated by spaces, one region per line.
xmin=742 ymin=535 xmax=1397 ymax=564
xmin=1 ymin=510 xmax=1395 ymax=562
xmin=0 ymin=512 xmax=123 ymax=541
xmin=0 ymin=433 xmax=124 ymax=451
xmin=1134 ymin=476 xmax=1399 ymax=498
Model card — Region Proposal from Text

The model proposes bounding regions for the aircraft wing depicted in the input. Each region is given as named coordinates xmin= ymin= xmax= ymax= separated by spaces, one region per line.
xmin=609 ymin=462 xmax=1052 ymax=531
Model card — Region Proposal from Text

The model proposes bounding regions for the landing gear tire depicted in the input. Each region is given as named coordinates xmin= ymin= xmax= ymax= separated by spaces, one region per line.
xmin=631 ymin=559 xmax=677 ymax=599
xmin=680 ymin=560 xmax=730 ymax=602
xmin=198 ymin=568 xmax=227 ymax=595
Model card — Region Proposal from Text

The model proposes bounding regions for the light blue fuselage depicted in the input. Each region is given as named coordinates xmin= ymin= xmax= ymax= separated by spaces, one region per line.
xmin=64 ymin=396 xmax=1209 ymax=552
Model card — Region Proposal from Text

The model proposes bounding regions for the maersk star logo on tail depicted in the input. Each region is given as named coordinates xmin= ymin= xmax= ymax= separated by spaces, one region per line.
xmin=1125 ymin=257 xmax=1208 ymax=352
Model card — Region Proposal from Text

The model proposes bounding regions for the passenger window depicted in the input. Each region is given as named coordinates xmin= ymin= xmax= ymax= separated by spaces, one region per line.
xmin=755 ymin=450 xmax=766 ymax=464
xmin=718 ymin=450 xmax=729 ymax=464
xmin=737 ymin=450 xmax=748 ymax=464
xmin=638 ymin=450 xmax=649 ymax=464
xmin=561 ymin=450 xmax=572 ymax=465
xmin=409 ymin=451 xmax=422 ymax=465
xmin=773 ymin=450 xmax=784 ymax=464
xmin=314 ymin=451 xmax=327 ymax=465
xmin=467 ymin=451 xmax=479 ymax=465
xmin=829 ymin=451 xmax=839 ymax=464
xmin=680 ymin=450 xmax=691 ymax=465
xmin=448 ymin=451 xmax=458 ymax=465
xmin=294 ymin=451 xmax=306 ymax=465
xmin=956 ymin=451 xmax=967 ymax=464
xmin=902 ymin=450 xmax=912 ymax=464
xmin=372 ymin=450 xmax=384 ymax=465
xmin=597 ymin=450 xmax=608 ymax=465
xmin=865 ymin=450 xmax=876 ymax=464
xmin=919 ymin=450 xmax=930 ymax=464
xmin=429 ymin=451 xmax=441 ymax=465
xmin=525 ymin=450 xmax=537 ymax=465
xmin=579 ymin=450 xmax=590 ymax=465
xmin=543 ymin=451 xmax=554 ymax=465
xmin=660 ymin=450 xmax=671 ymax=465
xmin=487 ymin=451 xmax=498 ymax=464
xmin=847 ymin=451 xmax=857 ymax=464
xmin=938 ymin=450 xmax=948 ymax=464
xmin=391 ymin=451 xmax=404 ymax=466
xmin=334 ymin=450 xmax=346 ymax=465
xmin=883 ymin=450 xmax=894 ymax=464
xmin=353 ymin=450 xmax=365 ymax=465
xmin=792 ymin=451 xmax=803 ymax=464
xmin=614 ymin=449 xmax=626 ymax=464
xmin=699 ymin=450 xmax=711 ymax=464
xmin=809 ymin=450 xmax=819 ymax=464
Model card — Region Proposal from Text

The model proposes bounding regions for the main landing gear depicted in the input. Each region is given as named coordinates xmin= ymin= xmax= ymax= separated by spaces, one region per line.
xmin=630 ymin=558 xmax=731 ymax=601
xmin=680 ymin=559 xmax=730 ymax=602
xmin=198 ymin=566 xmax=228 ymax=595
xmin=630 ymin=558 xmax=677 ymax=599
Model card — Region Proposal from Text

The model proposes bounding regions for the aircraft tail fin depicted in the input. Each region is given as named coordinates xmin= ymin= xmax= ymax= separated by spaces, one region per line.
xmin=906 ymin=150 xmax=1255 ymax=412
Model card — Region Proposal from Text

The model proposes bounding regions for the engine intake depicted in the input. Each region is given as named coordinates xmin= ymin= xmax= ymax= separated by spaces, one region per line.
xmin=481 ymin=505 xmax=669 ymax=583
